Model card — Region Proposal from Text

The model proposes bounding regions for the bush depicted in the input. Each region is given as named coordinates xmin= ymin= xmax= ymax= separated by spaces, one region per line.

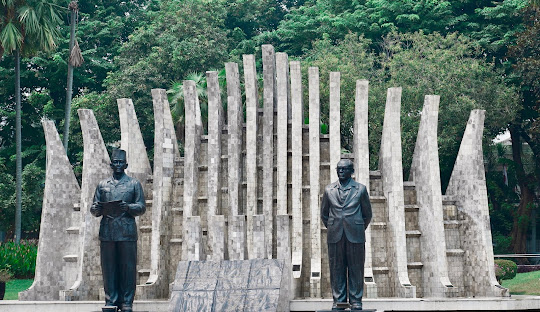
xmin=0 ymin=241 xmax=37 ymax=278
xmin=495 ymin=259 xmax=518 ymax=282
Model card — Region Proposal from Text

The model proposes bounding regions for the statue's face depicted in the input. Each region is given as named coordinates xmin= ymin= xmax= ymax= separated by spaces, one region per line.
xmin=336 ymin=160 xmax=354 ymax=182
xmin=111 ymin=157 xmax=128 ymax=174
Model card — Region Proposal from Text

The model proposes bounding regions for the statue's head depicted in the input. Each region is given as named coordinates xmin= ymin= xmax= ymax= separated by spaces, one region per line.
xmin=336 ymin=159 xmax=354 ymax=183
xmin=111 ymin=149 xmax=128 ymax=174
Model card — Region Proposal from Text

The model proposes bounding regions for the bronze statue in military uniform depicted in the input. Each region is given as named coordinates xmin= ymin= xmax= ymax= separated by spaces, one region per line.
xmin=91 ymin=149 xmax=145 ymax=312
xmin=321 ymin=159 xmax=372 ymax=311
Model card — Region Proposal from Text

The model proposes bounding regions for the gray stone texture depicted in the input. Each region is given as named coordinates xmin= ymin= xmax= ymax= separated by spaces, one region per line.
xmin=290 ymin=60 xmax=303 ymax=279
xmin=445 ymin=110 xmax=508 ymax=297
xmin=137 ymin=89 xmax=178 ymax=299
xmin=19 ymin=120 xmax=81 ymax=301
xmin=169 ymin=259 xmax=289 ymax=312
xmin=243 ymin=54 xmax=259 ymax=259
xmin=262 ymin=45 xmax=276 ymax=259
xmin=353 ymin=80 xmax=377 ymax=298
xmin=379 ymin=88 xmax=416 ymax=298
xmin=275 ymin=53 xmax=289 ymax=216
xmin=67 ymin=109 xmax=111 ymax=300
xmin=329 ymin=72 xmax=341 ymax=183
xmin=226 ymin=62 xmax=243 ymax=217
xmin=409 ymin=96 xmax=455 ymax=297
xmin=308 ymin=67 xmax=322 ymax=297
xmin=117 ymin=98 xmax=153 ymax=286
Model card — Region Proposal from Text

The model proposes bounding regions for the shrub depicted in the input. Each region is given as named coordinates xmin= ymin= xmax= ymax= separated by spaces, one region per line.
xmin=495 ymin=259 xmax=518 ymax=282
xmin=0 ymin=240 xmax=37 ymax=278
xmin=0 ymin=268 xmax=13 ymax=282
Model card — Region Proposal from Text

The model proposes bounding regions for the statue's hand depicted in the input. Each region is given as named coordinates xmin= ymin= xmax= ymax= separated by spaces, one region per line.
xmin=119 ymin=201 xmax=129 ymax=212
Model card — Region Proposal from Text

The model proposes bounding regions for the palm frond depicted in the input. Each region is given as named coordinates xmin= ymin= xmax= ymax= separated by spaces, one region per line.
xmin=0 ymin=20 xmax=23 ymax=53
xmin=18 ymin=6 xmax=39 ymax=34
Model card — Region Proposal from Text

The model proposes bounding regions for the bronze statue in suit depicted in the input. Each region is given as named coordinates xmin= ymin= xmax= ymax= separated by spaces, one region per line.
xmin=321 ymin=159 xmax=372 ymax=311
xmin=91 ymin=149 xmax=145 ymax=312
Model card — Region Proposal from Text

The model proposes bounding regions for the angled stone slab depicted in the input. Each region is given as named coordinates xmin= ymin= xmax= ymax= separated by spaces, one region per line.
xmin=183 ymin=81 xmax=204 ymax=261
xmin=353 ymin=80 xmax=377 ymax=297
xmin=445 ymin=110 xmax=508 ymax=297
xmin=169 ymin=259 xmax=289 ymax=312
xmin=117 ymin=98 xmax=153 ymax=281
xmin=117 ymin=98 xmax=152 ymax=183
xmin=19 ymin=120 xmax=81 ymax=301
xmin=137 ymin=89 xmax=179 ymax=299
xmin=379 ymin=88 xmax=415 ymax=298
xmin=409 ymin=95 xmax=454 ymax=297
xmin=63 ymin=109 xmax=111 ymax=300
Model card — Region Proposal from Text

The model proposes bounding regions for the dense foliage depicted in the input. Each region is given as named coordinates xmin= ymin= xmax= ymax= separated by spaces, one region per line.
xmin=0 ymin=0 xmax=538 ymax=257
xmin=0 ymin=241 xmax=37 ymax=279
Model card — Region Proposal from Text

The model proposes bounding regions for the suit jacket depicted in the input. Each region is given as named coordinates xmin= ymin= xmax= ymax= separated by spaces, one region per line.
xmin=321 ymin=179 xmax=372 ymax=244
xmin=90 ymin=174 xmax=145 ymax=241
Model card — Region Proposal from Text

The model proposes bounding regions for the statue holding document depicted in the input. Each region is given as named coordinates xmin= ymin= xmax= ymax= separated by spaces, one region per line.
xmin=91 ymin=149 xmax=146 ymax=312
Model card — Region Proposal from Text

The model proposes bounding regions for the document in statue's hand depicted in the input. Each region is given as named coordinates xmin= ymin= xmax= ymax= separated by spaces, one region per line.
xmin=100 ymin=200 xmax=123 ymax=217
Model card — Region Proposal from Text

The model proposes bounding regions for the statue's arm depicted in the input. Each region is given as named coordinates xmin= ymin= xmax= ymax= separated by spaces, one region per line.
xmin=321 ymin=189 xmax=329 ymax=228
xmin=127 ymin=180 xmax=146 ymax=217
xmin=361 ymin=187 xmax=372 ymax=229
xmin=90 ymin=184 xmax=103 ymax=217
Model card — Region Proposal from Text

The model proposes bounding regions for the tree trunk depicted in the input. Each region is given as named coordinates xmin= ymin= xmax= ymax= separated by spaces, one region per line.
xmin=63 ymin=5 xmax=77 ymax=153
xmin=15 ymin=48 xmax=22 ymax=244
xmin=509 ymin=125 xmax=535 ymax=260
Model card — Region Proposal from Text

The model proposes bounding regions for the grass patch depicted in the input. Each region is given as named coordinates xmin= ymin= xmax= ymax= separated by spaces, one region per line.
xmin=502 ymin=270 xmax=540 ymax=295
xmin=3 ymin=279 xmax=33 ymax=300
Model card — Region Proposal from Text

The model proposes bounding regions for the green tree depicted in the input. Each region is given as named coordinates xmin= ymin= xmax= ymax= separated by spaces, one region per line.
xmin=304 ymin=32 xmax=518 ymax=187
xmin=506 ymin=3 xmax=540 ymax=255
xmin=0 ymin=0 xmax=63 ymax=242
xmin=266 ymin=0 xmax=527 ymax=59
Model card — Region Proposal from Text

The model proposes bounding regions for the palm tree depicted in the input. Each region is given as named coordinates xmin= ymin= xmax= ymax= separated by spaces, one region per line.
xmin=0 ymin=0 xmax=62 ymax=243
xmin=63 ymin=0 xmax=83 ymax=153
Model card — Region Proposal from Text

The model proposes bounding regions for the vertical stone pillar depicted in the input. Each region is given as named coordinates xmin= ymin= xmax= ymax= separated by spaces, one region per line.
xmin=353 ymin=80 xmax=377 ymax=297
xmin=183 ymin=80 xmax=202 ymax=259
xmin=69 ymin=109 xmax=111 ymax=300
xmin=276 ymin=215 xmax=291 ymax=261
xmin=226 ymin=62 xmax=243 ymax=217
xmin=243 ymin=54 xmax=259 ymax=259
xmin=226 ymin=62 xmax=245 ymax=260
xmin=379 ymin=88 xmax=415 ymax=298
xmin=290 ymin=61 xmax=303 ymax=278
xmin=409 ymin=96 xmax=454 ymax=296
xmin=252 ymin=214 xmax=266 ymax=259
xmin=262 ymin=44 xmax=275 ymax=259
xmin=185 ymin=216 xmax=203 ymax=261
xmin=19 ymin=120 xmax=81 ymax=301
xmin=206 ymin=71 xmax=224 ymax=260
xmin=308 ymin=67 xmax=322 ymax=297
xmin=329 ymin=72 xmax=341 ymax=182
xmin=229 ymin=215 xmax=247 ymax=260
xmin=139 ymin=89 xmax=177 ymax=299
xmin=446 ymin=110 xmax=508 ymax=297
xmin=275 ymin=53 xmax=289 ymax=216
xmin=208 ymin=215 xmax=225 ymax=261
